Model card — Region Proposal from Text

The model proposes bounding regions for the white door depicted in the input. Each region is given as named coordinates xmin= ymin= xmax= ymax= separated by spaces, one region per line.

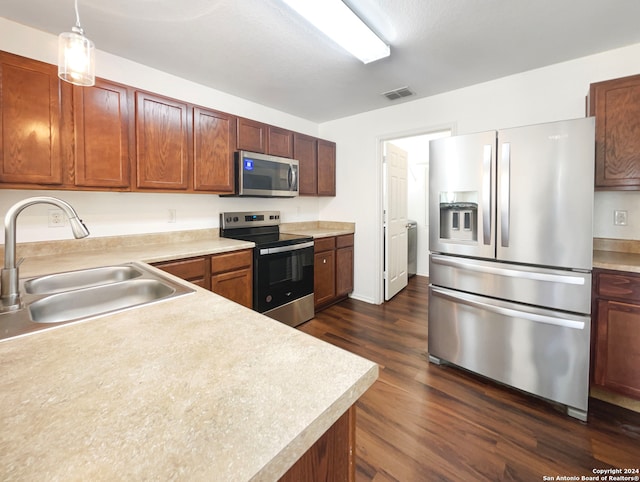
xmin=384 ymin=142 xmax=409 ymax=300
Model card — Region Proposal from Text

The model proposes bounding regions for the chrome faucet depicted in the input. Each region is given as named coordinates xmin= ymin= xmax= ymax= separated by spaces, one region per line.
xmin=1 ymin=197 xmax=90 ymax=313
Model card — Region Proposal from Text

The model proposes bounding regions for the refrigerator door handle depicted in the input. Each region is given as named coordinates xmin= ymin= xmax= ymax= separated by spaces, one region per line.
xmin=500 ymin=143 xmax=511 ymax=247
xmin=482 ymin=144 xmax=492 ymax=245
xmin=431 ymin=286 xmax=586 ymax=330
xmin=431 ymin=254 xmax=587 ymax=285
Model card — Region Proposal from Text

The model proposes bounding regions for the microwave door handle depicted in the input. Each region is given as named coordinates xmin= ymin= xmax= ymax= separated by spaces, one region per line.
xmin=482 ymin=144 xmax=492 ymax=245
xmin=500 ymin=143 xmax=511 ymax=247
xmin=288 ymin=164 xmax=297 ymax=191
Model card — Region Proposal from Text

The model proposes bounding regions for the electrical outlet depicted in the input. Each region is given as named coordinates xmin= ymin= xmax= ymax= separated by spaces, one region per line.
xmin=48 ymin=209 xmax=65 ymax=228
xmin=168 ymin=209 xmax=176 ymax=223
xmin=614 ymin=210 xmax=628 ymax=226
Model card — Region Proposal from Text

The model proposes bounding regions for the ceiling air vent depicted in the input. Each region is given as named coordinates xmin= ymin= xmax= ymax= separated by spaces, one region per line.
xmin=382 ymin=86 xmax=414 ymax=101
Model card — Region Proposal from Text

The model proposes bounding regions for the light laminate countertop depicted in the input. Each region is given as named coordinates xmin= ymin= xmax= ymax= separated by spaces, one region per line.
xmin=0 ymin=230 xmax=378 ymax=480
xmin=593 ymin=238 xmax=640 ymax=274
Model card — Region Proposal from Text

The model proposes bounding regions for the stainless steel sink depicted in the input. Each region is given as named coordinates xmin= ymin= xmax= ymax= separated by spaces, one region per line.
xmin=24 ymin=265 xmax=144 ymax=294
xmin=29 ymin=278 xmax=177 ymax=323
xmin=0 ymin=262 xmax=195 ymax=341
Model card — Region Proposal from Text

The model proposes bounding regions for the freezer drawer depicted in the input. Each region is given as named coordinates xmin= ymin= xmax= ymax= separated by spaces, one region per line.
xmin=428 ymin=285 xmax=590 ymax=415
xmin=430 ymin=254 xmax=592 ymax=314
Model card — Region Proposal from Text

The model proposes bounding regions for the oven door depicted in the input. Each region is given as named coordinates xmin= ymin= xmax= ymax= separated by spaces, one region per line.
xmin=254 ymin=242 xmax=314 ymax=313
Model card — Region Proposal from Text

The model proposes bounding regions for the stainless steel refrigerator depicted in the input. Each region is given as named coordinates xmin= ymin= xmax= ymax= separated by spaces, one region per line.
xmin=428 ymin=117 xmax=595 ymax=421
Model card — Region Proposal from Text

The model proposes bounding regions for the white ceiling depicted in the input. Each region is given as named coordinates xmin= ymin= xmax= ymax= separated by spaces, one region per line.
xmin=3 ymin=0 xmax=640 ymax=123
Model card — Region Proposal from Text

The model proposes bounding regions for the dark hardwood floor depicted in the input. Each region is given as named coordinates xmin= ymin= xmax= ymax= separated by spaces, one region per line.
xmin=299 ymin=275 xmax=640 ymax=481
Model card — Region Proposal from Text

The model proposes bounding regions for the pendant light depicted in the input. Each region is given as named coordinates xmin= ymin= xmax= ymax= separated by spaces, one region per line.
xmin=58 ymin=0 xmax=95 ymax=86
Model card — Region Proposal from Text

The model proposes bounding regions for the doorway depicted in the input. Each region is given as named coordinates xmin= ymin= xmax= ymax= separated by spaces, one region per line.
xmin=382 ymin=129 xmax=451 ymax=301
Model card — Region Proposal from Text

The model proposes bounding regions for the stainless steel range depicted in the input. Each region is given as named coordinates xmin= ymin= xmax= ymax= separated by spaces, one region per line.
xmin=220 ymin=211 xmax=314 ymax=327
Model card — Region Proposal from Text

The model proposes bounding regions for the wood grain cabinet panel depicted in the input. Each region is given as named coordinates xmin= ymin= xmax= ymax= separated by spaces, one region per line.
xmin=267 ymin=126 xmax=293 ymax=158
xmin=594 ymin=299 xmax=640 ymax=399
xmin=317 ymin=139 xmax=336 ymax=196
xmin=193 ymin=107 xmax=236 ymax=193
xmin=135 ymin=91 xmax=189 ymax=190
xmin=279 ymin=406 xmax=355 ymax=482
xmin=314 ymin=248 xmax=336 ymax=308
xmin=336 ymin=235 xmax=354 ymax=297
xmin=73 ymin=79 xmax=131 ymax=188
xmin=237 ymin=117 xmax=266 ymax=153
xmin=0 ymin=51 xmax=62 ymax=185
xmin=592 ymin=269 xmax=640 ymax=400
xmin=589 ymin=74 xmax=640 ymax=189
xmin=315 ymin=235 xmax=354 ymax=310
xmin=211 ymin=249 xmax=253 ymax=308
xmin=293 ymin=133 xmax=317 ymax=195
xmin=152 ymin=256 xmax=209 ymax=289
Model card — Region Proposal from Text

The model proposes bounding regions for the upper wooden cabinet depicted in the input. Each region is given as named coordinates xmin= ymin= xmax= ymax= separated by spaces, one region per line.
xmin=589 ymin=74 xmax=640 ymax=190
xmin=0 ymin=51 xmax=62 ymax=186
xmin=0 ymin=50 xmax=336 ymax=197
xmin=237 ymin=117 xmax=267 ymax=153
xmin=267 ymin=126 xmax=293 ymax=158
xmin=317 ymin=139 xmax=336 ymax=196
xmin=72 ymin=79 xmax=132 ymax=188
xmin=293 ymin=133 xmax=318 ymax=195
xmin=135 ymin=91 xmax=189 ymax=190
xmin=193 ymin=107 xmax=236 ymax=193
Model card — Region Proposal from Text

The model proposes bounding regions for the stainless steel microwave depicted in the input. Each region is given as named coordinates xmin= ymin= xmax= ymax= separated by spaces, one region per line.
xmin=232 ymin=151 xmax=299 ymax=197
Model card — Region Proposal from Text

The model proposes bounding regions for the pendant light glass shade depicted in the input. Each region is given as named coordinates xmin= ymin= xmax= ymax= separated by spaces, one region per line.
xmin=58 ymin=0 xmax=95 ymax=86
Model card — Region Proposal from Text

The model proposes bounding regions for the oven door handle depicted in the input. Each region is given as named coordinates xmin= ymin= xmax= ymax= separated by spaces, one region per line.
xmin=259 ymin=241 xmax=314 ymax=255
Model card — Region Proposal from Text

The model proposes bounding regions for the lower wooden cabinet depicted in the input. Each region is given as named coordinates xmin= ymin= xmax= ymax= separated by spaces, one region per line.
xmin=153 ymin=249 xmax=253 ymax=308
xmin=592 ymin=269 xmax=640 ymax=400
xmin=314 ymin=234 xmax=354 ymax=310
xmin=211 ymin=249 xmax=253 ymax=308
xmin=280 ymin=406 xmax=355 ymax=482
xmin=152 ymin=256 xmax=209 ymax=289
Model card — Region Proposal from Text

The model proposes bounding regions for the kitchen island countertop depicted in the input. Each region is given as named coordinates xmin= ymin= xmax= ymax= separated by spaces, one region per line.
xmin=0 ymin=229 xmax=378 ymax=480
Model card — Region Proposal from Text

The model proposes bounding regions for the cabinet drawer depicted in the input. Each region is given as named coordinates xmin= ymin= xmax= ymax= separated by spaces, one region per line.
xmin=211 ymin=249 xmax=253 ymax=274
xmin=597 ymin=271 xmax=640 ymax=302
xmin=314 ymin=236 xmax=336 ymax=253
xmin=154 ymin=257 xmax=206 ymax=280
xmin=336 ymin=234 xmax=354 ymax=248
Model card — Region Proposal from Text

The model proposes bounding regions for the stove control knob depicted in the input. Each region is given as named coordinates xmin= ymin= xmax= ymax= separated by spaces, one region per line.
xmin=233 ymin=216 xmax=239 ymax=222
xmin=226 ymin=217 xmax=232 ymax=223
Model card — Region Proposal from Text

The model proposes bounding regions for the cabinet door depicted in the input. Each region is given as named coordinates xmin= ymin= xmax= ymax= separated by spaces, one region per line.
xmin=317 ymin=139 xmax=336 ymax=196
xmin=293 ymin=133 xmax=317 ymax=195
xmin=267 ymin=126 xmax=293 ymax=158
xmin=74 ymin=79 xmax=131 ymax=188
xmin=211 ymin=269 xmax=253 ymax=308
xmin=315 ymin=249 xmax=336 ymax=307
xmin=193 ymin=107 xmax=236 ymax=193
xmin=237 ymin=117 xmax=266 ymax=153
xmin=590 ymin=74 xmax=640 ymax=189
xmin=211 ymin=250 xmax=253 ymax=308
xmin=594 ymin=299 xmax=640 ymax=399
xmin=0 ymin=52 xmax=62 ymax=185
xmin=336 ymin=235 xmax=354 ymax=297
xmin=135 ymin=91 xmax=189 ymax=190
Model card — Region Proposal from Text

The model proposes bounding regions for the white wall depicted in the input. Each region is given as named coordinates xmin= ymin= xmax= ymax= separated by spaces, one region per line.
xmin=0 ymin=18 xmax=321 ymax=243
xmin=318 ymin=42 xmax=640 ymax=305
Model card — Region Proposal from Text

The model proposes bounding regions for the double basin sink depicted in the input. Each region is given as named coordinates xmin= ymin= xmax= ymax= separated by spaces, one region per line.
xmin=0 ymin=262 xmax=195 ymax=341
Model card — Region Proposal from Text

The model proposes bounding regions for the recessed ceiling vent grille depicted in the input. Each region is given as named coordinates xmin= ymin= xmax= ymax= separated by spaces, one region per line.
xmin=382 ymin=86 xmax=414 ymax=101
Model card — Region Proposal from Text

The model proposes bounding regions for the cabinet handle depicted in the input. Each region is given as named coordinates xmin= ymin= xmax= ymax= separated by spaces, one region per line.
xmin=323 ymin=258 xmax=327 ymax=264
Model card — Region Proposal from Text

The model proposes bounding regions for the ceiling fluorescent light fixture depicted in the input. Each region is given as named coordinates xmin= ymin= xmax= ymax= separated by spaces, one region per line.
xmin=58 ymin=0 xmax=95 ymax=86
xmin=282 ymin=0 xmax=390 ymax=64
